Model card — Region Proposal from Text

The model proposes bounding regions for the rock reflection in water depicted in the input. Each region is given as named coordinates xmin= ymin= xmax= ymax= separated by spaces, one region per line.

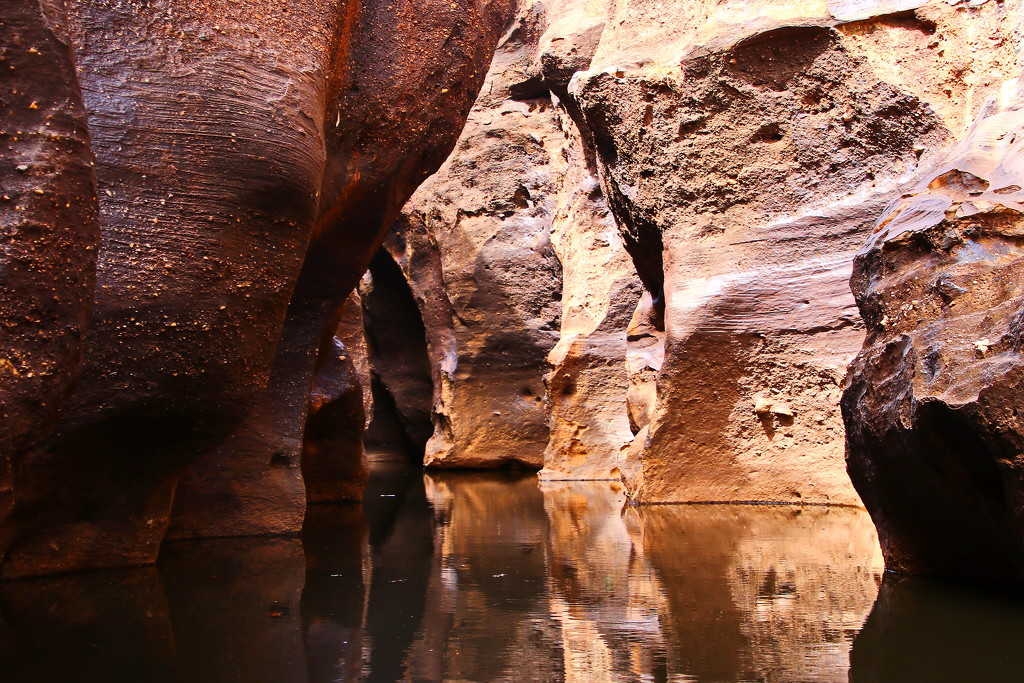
xmin=0 ymin=568 xmax=180 ymax=682
xmin=633 ymin=505 xmax=884 ymax=682
xmin=5 ymin=470 xmax=1024 ymax=681
xmin=851 ymin=575 xmax=1024 ymax=683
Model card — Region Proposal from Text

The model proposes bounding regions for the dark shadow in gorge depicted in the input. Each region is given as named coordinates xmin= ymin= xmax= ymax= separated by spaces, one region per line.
xmin=302 ymin=503 xmax=369 ymax=683
xmin=361 ymin=248 xmax=435 ymax=453
xmin=361 ymin=457 xmax=434 ymax=682
xmin=159 ymin=537 xmax=308 ymax=683
xmin=0 ymin=568 xmax=180 ymax=683
xmin=850 ymin=573 xmax=1024 ymax=683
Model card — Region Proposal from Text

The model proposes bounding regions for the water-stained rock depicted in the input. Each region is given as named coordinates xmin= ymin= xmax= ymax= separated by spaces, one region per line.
xmin=0 ymin=0 xmax=515 ymax=577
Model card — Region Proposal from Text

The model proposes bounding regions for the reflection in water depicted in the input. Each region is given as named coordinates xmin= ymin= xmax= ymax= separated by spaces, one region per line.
xmin=1 ymin=466 xmax=1023 ymax=681
xmin=851 ymin=575 xmax=1024 ymax=683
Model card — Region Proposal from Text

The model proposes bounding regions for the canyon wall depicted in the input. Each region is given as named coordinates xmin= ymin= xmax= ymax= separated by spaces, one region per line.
xmin=363 ymin=0 xmax=1024 ymax=583
xmin=4 ymin=0 xmax=1024 ymax=585
xmin=373 ymin=0 xmax=1022 ymax=511
xmin=0 ymin=0 xmax=515 ymax=578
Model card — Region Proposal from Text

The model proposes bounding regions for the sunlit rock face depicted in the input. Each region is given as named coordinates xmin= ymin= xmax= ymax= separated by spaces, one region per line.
xmin=384 ymin=0 xmax=642 ymax=475
xmin=843 ymin=80 xmax=1024 ymax=584
xmin=555 ymin=0 xmax=1024 ymax=504
xmin=379 ymin=0 xmax=1023 ymax=497
xmin=385 ymin=7 xmax=565 ymax=469
xmin=539 ymin=112 xmax=642 ymax=482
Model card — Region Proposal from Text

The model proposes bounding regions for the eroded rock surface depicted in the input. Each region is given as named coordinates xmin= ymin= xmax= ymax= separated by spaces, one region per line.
xmin=386 ymin=7 xmax=566 ymax=470
xmin=559 ymin=0 xmax=1024 ymax=504
xmin=0 ymin=0 xmax=99 ymax=535
xmin=0 ymin=0 xmax=515 ymax=577
xmin=843 ymin=82 xmax=1024 ymax=583
xmin=381 ymin=2 xmax=644 ymax=477
xmin=371 ymin=0 xmax=1023 ymax=501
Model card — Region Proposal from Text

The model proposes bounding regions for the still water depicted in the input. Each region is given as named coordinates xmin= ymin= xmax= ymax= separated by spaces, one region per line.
xmin=2 ymin=459 xmax=1024 ymax=682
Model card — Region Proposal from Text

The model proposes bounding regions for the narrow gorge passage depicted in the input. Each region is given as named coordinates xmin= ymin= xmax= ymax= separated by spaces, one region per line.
xmin=6 ymin=0 xmax=1024 ymax=680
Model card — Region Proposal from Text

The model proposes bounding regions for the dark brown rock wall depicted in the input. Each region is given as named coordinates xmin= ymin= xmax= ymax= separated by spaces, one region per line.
xmin=3 ymin=0 xmax=344 ymax=576
xmin=0 ymin=0 xmax=99 ymax=539
xmin=164 ymin=0 xmax=515 ymax=541
xmin=843 ymin=86 xmax=1024 ymax=583
xmin=0 ymin=0 xmax=515 ymax=577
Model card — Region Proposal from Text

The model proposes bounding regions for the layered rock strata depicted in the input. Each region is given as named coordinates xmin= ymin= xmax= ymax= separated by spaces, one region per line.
xmin=524 ymin=0 xmax=1018 ymax=503
xmin=843 ymin=81 xmax=1024 ymax=583
xmin=374 ymin=0 xmax=1023 ymax=505
xmin=0 ymin=0 xmax=515 ymax=577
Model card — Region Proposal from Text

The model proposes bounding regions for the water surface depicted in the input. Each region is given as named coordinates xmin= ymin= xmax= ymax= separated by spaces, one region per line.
xmin=2 ymin=462 xmax=1024 ymax=682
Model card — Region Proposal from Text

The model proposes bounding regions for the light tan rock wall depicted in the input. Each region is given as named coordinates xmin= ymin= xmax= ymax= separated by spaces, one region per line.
xmin=539 ymin=103 xmax=642 ymax=481
xmin=558 ymin=0 xmax=1024 ymax=504
xmin=377 ymin=0 xmax=1024 ymax=505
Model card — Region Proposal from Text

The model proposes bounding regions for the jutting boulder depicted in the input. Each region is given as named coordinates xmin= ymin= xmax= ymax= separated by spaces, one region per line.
xmin=843 ymin=80 xmax=1024 ymax=584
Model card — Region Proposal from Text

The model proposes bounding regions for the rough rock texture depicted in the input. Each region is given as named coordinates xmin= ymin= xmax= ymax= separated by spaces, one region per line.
xmin=165 ymin=0 xmax=515 ymax=543
xmin=0 ymin=0 xmax=514 ymax=577
xmin=558 ymin=0 xmax=1024 ymax=504
xmin=385 ymin=7 xmax=566 ymax=469
xmin=371 ymin=0 xmax=1023 ymax=498
xmin=0 ymin=0 xmax=99 ymax=540
xmin=843 ymin=81 xmax=1024 ymax=584
xmin=383 ymin=2 xmax=643 ymax=476
xmin=538 ymin=93 xmax=642 ymax=482
xmin=3 ymin=0 xmax=339 ymax=577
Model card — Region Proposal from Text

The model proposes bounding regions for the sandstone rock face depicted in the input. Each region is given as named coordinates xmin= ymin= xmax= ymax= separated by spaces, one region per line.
xmin=4 ymin=0 xmax=340 ymax=577
xmin=538 ymin=154 xmax=641 ymax=480
xmin=0 ymin=0 xmax=515 ymax=577
xmin=165 ymin=0 xmax=515 ymax=543
xmin=383 ymin=2 xmax=644 ymax=476
xmin=0 ymin=0 xmax=99 ymax=530
xmin=843 ymin=81 xmax=1024 ymax=583
xmin=375 ymin=0 xmax=1023 ymax=499
xmin=386 ymin=7 xmax=566 ymax=470
xmin=556 ymin=0 xmax=1024 ymax=504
